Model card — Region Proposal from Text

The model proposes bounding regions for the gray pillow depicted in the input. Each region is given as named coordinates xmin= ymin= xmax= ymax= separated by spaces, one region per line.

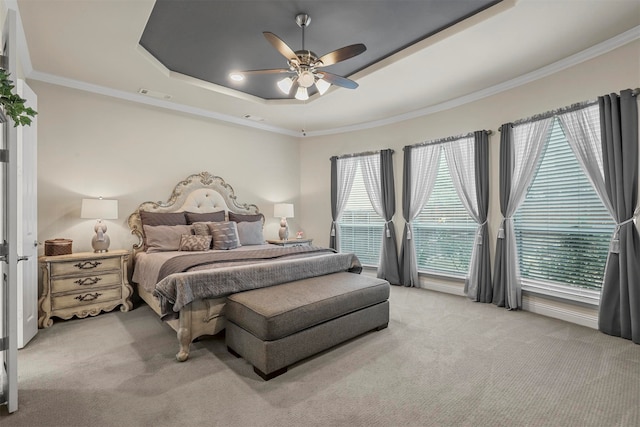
xmin=140 ymin=211 xmax=187 ymax=227
xmin=207 ymin=221 xmax=241 ymax=250
xmin=236 ymin=220 xmax=265 ymax=245
xmin=185 ymin=211 xmax=225 ymax=224
xmin=229 ymin=212 xmax=264 ymax=223
xmin=144 ymin=224 xmax=193 ymax=253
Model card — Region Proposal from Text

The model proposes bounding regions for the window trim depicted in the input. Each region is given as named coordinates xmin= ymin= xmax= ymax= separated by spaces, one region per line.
xmin=521 ymin=278 xmax=601 ymax=306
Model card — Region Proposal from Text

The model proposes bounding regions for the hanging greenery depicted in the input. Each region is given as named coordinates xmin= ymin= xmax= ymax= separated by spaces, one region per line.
xmin=0 ymin=68 xmax=37 ymax=126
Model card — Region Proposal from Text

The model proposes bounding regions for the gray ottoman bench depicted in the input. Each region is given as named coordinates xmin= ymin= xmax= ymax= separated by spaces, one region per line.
xmin=225 ymin=271 xmax=390 ymax=380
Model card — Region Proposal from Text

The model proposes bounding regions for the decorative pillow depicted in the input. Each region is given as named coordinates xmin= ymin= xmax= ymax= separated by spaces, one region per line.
xmin=236 ymin=220 xmax=265 ymax=245
xmin=144 ymin=224 xmax=193 ymax=253
xmin=140 ymin=211 xmax=187 ymax=227
xmin=185 ymin=211 xmax=225 ymax=225
xmin=191 ymin=221 xmax=212 ymax=236
xmin=228 ymin=212 xmax=264 ymax=223
xmin=207 ymin=221 xmax=241 ymax=250
xmin=179 ymin=234 xmax=212 ymax=251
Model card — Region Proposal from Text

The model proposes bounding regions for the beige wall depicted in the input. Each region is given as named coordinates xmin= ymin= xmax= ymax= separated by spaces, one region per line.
xmin=299 ymin=40 xmax=640 ymax=288
xmin=31 ymin=82 xmax=300 ymax=253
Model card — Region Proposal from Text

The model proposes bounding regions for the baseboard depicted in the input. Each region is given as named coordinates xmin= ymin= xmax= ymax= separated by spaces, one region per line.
xmin=522 ymin=293 xmax=598 ymax=329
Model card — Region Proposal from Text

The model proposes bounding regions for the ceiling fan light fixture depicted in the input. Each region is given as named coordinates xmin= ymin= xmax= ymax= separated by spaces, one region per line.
xmin=315 ymin=78 xmax=331 ymax=95
xmin=295 ymin=87 xmax=309 ymax=101
xmin=277 ymin=77 xmax=294 ymax=94
xmin=298 ymin=70 xmax=315 ymax=88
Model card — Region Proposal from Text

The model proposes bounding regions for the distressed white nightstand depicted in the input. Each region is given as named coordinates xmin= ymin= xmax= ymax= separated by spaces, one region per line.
xmin=267 ymin=238 xmax=313 ymax=247
xmin=38 ymin=249 xmax=133 ymax=328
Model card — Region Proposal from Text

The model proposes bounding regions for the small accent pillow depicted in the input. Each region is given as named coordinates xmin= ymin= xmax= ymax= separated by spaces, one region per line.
xmin=191 ymin=221 xmax=212 ymax=236
xmin=229 ymin=212 xmax=264 ymax=223
xmin=207 ymin=221 xmax=241 ymax=250
xmin=179 ymin=234 xmax=212 ymax=251
xmin=144 ymin=224 xmax=193 ymax=253
xmin=140 ymin=211 xmax=187 ymax=227
xmin=236 ymin=220 xmax=265 ymax=245
xmin=185 ymin=211 xmax=225 ymax=225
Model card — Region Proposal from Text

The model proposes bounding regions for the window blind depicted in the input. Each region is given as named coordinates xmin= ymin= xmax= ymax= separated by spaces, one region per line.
xmin=339 ymin=163 xmax=383 ymax=266
xmin=413 ymin=152 xmax=476 ymax=276
xmin=514 ymin=118 xmax=614 ymax=290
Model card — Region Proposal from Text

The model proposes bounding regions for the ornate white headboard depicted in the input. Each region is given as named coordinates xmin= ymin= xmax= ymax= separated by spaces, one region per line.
xmin=127 ymin=171 xmax=260 ymax=250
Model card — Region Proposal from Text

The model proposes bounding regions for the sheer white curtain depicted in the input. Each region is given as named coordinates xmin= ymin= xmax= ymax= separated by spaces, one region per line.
xmin=331 ymin=156 xmax=358 ymax=252
xmin=443 ymin=136 xmax=482 ymax=299
xmin=403 ymin=144 xmax=442 ymax=285
xmin=558 ymin=105 xmax=615 ymax=218
xmin=497 ymin=117 xmax=553 ymax=308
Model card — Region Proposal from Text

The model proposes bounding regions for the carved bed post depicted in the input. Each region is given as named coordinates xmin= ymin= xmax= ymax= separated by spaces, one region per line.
xmin=177 ymin=304 xmax=193 ymax=362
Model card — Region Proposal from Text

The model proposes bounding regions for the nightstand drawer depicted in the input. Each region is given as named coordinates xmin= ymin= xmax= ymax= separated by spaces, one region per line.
xmin=51 ymin=287 xmax=122 ymax=310
xmin=50 ymin=256 xmax=121 ymax=277
xmin=51 ymin=272 xmax=121 ymax=294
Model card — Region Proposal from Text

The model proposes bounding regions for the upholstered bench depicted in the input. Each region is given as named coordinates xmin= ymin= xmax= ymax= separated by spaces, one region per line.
xmin=225 ymin=272 xmax=390 ymax=380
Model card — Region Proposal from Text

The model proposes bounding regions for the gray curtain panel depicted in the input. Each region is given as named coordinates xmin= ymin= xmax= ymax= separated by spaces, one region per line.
xmin=399 ymin=147 xmax=413 ymax=286
xmin=474 ymin=131 xmax=492 ymax=303
xmin=598 ymin=89 xmax=640 ymax=344
xmin=329 ymin=156 xmax=338 ymax=250
xmin=492 ymin=124 xmax=513 ymax=308
xmin=379 ymin=149 xmax=401 ymax=284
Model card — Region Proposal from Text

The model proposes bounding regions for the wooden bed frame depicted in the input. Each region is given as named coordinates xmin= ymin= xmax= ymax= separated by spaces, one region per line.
xmin=127 ymin=171 xmax=261 ymax=361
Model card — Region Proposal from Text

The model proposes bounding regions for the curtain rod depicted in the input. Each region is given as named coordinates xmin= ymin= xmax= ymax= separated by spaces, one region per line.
xmin=500 ymin=88 xmax=639 ymax=131
xmin=404 ymin=129 xmax=492 ymax=150
xmin=331 ymin=149 xmax=394 ymax=160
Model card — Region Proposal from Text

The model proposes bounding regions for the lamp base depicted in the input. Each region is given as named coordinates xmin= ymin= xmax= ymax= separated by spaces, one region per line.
xmin=92 ymin=220 xmax=111 ymax=252
xmin=279 ymin=217 xmax=289 ymax=240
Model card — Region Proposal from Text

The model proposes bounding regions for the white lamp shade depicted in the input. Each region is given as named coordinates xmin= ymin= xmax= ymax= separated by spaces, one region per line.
xmin=315 ymin=78 xmax=331 ymax=95
xmin=277 ymin=77 xmax=294 ymax=94
xmin=273 ymin=203 xmax=294 ymax=218
xmin=294 ymin=87 xmax=309 ymax=101
xmin=81 ymin=198 xmax=118 ymax=220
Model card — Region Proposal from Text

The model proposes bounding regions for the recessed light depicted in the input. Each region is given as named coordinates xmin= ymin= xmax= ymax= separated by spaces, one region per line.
xmin=229 ymin=72 xmax=245 ymax=82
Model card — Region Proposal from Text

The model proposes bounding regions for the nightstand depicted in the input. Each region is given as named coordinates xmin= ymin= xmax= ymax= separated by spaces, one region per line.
xmin=38 ymin=249 xmax=133 ymax=328
xmin=267 ymin=238 xmax=313 ymax=247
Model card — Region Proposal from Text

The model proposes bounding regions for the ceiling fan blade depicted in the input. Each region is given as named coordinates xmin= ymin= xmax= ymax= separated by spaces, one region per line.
xmin=317 ymin=44 xmax=366 ymax=67
xmin=240 ymin=68 xmax=291 ymax=75
xmin=318 ymin=72 xmax=359 ymax=90
xmin=263 ymin=32 xmax=298 ymax=61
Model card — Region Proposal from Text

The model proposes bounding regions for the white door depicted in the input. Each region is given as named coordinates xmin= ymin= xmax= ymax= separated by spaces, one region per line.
xmin=1 ymin=9 xmax=19 ymax=413
xmin=17 ymin=79 xmax=37 ymax=348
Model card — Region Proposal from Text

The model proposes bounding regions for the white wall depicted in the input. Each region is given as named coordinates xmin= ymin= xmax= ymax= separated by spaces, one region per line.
xmin=31 ymin=82 xmax=300 ymax=253
xmin=298 ymin=40 xmax=640 ymax=309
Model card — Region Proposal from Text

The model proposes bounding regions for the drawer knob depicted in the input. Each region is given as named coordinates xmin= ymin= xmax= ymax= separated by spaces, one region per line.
xmin=75 ymin=292 xmax=102 ymax=302
xmin=74 ymin=277 xmax=102 ymax=286
xmin=74 ymin=261 xmax=102 ymax=270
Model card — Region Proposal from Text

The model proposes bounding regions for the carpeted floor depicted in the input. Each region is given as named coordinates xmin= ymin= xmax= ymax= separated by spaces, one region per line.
xmin=1 ymin=286 xmax=639 ymax=426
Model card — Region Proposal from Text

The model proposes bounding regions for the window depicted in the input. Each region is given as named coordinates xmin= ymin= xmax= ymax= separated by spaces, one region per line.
xmin=514 ymin=117 xmax=614 ymax=290
xmin=413 ymin=150 xmax=476 ymax=276
xmin=338 ymin=162 xmax=384 ymax=266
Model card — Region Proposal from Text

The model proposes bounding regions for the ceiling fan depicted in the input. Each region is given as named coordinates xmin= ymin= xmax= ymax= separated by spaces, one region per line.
xmin=230 ymin=13 xmax=366 ymax=100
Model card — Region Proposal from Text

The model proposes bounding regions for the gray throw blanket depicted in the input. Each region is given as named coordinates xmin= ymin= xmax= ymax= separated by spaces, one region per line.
xmin=153 ymin=250 xmax=362 ymax=319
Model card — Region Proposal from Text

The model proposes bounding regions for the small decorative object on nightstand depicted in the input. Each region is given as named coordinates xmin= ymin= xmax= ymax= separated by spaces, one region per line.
xmin=267 ymin=238 xmax=313 ymax=248
xmin=273 ymin=203 xmax=294 ymax=240
xmin=81 ymin=197 xmax=118 ymax=252
xmin=38 ymin=249 xmax=133 ymax=328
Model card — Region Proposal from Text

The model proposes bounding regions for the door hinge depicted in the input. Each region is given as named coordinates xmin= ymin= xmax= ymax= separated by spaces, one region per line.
xmin=0 ymin=337 xmax=7 ymax=351
xmin=0 ymin=242 xmax=7 ymax=262
xmin=0 ymin=149 xmax=8 ymax=163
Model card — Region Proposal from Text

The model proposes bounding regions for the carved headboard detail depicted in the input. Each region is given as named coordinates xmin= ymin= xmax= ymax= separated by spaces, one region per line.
xmin=127 ymin=171 xmax=260 ymax=251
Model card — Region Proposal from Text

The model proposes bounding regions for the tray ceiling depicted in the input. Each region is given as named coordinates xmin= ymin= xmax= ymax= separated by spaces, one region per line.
xmin=139 ymin=0 xmax=502 ymax=100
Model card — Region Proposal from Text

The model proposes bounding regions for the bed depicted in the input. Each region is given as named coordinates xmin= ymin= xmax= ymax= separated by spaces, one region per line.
xmin=127 ymin=171 xmax=360 ymax=361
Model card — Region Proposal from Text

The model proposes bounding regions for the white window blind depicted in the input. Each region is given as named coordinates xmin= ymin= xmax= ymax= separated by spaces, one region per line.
xmin=514 ymin=117 xmax=614 ymax=290
xmin=338 ymin=162 xmax=384 ymax=266
xmin=413 ymin=151 xmax=476 ymax=276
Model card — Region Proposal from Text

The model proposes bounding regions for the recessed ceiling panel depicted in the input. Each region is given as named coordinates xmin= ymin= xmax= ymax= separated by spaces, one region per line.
xmin=140 ymin=0 xmax=502 ymax=100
